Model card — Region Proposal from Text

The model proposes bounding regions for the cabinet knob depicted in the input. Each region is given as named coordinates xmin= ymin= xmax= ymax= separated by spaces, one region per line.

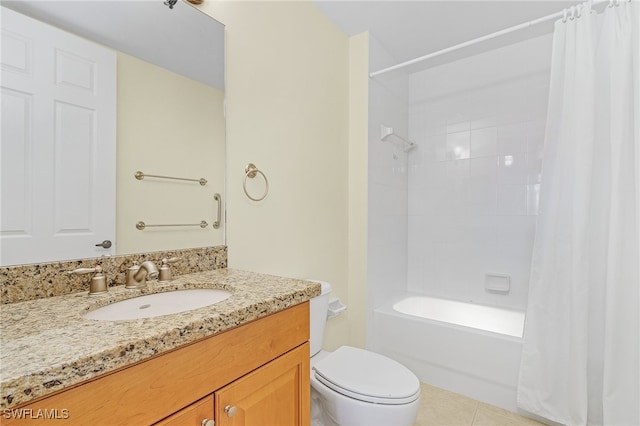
xmin=201 ymin=419 xmax=215 ymax=426
xmin=224 ymin=405 xmax=237 ymax=418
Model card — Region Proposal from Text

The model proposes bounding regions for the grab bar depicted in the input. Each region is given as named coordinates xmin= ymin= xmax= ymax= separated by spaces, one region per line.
xmin=135 ymin=171 xmax=207 ymax=186
xmin=212 ymin=193 xmax=222 ymax=229
xmin=136 ymin=220 xmax=208 ymax=230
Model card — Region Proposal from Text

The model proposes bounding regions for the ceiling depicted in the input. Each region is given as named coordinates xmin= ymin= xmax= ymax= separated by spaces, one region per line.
xmin=1 ymin=0 xmax=225 ymax=89
xmin=312 ymin=1 xmax=576 ymax=73
xmin=3 ymin=1 xmax=580 ymax=87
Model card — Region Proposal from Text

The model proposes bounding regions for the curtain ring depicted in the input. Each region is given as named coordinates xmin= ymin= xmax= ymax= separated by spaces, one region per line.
xmin=562 ymin=8 xmax=568 ymax=22
xmin=576 ymin=4 xmax=582 ymax=18
xmin=608 ymin=0 xmax=614 ymax=7
xmin=243 ymin=163 xmax=269 ymax=202
xmin=570 ymin=6 xmax=576 ymax=20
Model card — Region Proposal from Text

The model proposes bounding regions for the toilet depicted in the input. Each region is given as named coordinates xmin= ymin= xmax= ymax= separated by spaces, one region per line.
xmin=309 ymin=281 xmax=420 ymax=426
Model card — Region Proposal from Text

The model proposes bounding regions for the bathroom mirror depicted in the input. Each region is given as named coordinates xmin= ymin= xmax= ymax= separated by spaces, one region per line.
xmin=0 ymin=0 xmax=225 ymax=266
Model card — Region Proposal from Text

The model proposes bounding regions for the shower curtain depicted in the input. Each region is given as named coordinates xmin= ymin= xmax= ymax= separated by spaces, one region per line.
xmin=517 ymin=2 xmax=639 ymax=426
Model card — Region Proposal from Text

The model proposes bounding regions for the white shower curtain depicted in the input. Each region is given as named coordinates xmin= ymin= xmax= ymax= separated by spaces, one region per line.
xmin=517 ymin=2 xmax=639 ymax=426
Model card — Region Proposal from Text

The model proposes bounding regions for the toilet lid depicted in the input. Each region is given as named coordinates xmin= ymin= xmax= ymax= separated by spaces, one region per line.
xmin=312 ymin=346 xmax=420 ymax=405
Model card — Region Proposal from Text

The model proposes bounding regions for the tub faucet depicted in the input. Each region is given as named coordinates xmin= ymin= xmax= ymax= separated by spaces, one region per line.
xmin=125 ymin=261 xmax=159 ymax=288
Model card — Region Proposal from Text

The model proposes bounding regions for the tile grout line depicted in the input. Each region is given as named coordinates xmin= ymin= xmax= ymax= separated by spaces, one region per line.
xmin=469 ymin=402 xmax=480 ymax=426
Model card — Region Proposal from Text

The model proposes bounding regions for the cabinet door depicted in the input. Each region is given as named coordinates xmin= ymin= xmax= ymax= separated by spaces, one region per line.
xmin=215 ymin=343 xmax=310 ymax=426
xmin=154 ymin=394 xmax=214 ymax=426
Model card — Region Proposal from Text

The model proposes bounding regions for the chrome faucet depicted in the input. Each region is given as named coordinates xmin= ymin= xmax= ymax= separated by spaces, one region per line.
xmin=125 ymin=261 xmax=159 ymax=288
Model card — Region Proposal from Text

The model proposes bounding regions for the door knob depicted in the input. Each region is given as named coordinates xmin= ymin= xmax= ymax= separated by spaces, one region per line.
xmin=95 ymin=240 xmax=112 ymax=249
xmin=201 ymin=419 xmax=215 ymax=426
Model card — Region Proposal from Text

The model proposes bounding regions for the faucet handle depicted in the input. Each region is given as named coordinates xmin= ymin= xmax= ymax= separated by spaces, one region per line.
xmin=125 ymin=262 xmax=141 ymax=289
xmin=67 ymin=265 xmax=108 ymax=295
xmin=159 ymin=257 xmax=180 ymax=282
xmin=68 ymin=265 xmax=103 ymax=275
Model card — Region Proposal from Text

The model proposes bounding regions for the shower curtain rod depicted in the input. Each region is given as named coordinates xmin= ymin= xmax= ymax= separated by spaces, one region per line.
xmin=369 ymin=0 xmax=613 ymax=78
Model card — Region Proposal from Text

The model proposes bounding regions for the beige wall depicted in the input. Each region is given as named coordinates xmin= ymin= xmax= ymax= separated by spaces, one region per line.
xmin=116 ymin=52 xmax=225 ymax=255
xmin=202 ymin=0 xmax=366 ymax=350
xmin=347 ymin=32 xmax=369 ymax=349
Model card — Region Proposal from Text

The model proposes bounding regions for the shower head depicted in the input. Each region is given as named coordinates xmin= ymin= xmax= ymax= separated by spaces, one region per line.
xmin=380 ymin=125 xmax=416 ymax=152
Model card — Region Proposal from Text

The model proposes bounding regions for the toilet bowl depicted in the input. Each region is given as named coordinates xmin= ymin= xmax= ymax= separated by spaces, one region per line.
xmin=308 ymin=281 xmax=420 ymax=426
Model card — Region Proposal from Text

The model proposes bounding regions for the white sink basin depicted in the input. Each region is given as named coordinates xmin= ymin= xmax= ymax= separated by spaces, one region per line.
xmin=83 ymin=289 xmax=232 ymax=321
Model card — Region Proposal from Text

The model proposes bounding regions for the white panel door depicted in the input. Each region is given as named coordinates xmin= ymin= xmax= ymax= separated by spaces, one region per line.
xmin=1 ymin=7 xmax=116 ymax=266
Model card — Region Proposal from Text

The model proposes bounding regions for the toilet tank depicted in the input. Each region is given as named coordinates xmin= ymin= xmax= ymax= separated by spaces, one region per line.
xmin=308 ymin=280 xmax=331 ymax=356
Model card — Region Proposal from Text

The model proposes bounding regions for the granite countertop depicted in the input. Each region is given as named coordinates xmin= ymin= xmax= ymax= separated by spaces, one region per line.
xmin=0 ymin=268 xmax=321 ymax=409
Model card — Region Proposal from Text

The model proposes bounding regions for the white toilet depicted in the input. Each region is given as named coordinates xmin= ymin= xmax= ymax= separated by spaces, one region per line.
xmin=309 ymin=281 xmax=420 ymax=426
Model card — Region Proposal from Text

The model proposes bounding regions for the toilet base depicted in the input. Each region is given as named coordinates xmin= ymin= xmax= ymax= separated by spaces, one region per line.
xmin=311 ymin=386 xmax=339 ymax=426
xmin=310 ymin=368 xmax=420 ymax=426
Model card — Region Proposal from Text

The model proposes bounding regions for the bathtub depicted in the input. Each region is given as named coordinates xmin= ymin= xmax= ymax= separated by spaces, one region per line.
xmin=371 ymin=295 xmax=525 ymax=413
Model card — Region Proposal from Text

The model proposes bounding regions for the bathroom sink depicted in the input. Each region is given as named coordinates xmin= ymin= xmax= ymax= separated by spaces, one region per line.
xmin=83 ymin=289 xmax=232 ymax=321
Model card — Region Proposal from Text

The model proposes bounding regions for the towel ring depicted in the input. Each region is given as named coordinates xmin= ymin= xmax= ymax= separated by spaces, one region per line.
xmin=243 ymin=163 xmax=269 ymax=201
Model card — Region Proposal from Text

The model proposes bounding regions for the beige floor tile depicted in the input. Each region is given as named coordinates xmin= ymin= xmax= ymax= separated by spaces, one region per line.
xmin=413 ymin=383 xmax=549 ymax=426
xmin=475 ymin=402 xmax=547 ymax=426
xmin=472 ymin=407 xmax=531 ymax=426
xmin=414 ymin=383 xmax=479 ymax=426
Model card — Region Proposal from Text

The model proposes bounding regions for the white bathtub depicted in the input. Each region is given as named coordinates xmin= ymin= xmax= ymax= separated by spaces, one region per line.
xmin=371 ymin=295 xmax=525 ymax=413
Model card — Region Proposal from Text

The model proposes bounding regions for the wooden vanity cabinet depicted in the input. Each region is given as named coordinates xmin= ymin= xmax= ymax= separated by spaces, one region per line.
xmin=154 ymin=395 xmax=214 ymax=426
xmin=4 ymin=302 xmax=310 ymax=426
xmin=214 ymin=343 xmax=308 ymax=426
xmin=154 ymin=343 xmax=308 ymax=426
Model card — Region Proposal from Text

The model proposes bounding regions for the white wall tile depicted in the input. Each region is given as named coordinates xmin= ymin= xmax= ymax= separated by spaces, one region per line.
xmin=526 ymin=184 xmax=540 ymax=215
xmin=447 ymin=120 xmax=471 ymax=134
xmin=445 ymin=159 xmax=470 ymax=179
xmin=469 ymin=156 xmax=498 ymax=178
xmin=469 ymin=179 xmax=497 ymax=215
xmin=497 ymin=184 xmax=527 ymax=215
xmin=470 ymin=127 xmax=498 ymax=158
xmin=497 ymin=123 xmax=528 ymax=157
xmin=527 ymin=157 xmax=543 ymax=184
xmin=470 ymin=115 xmax=498 ymax=130
xmin=429 ymin=133 xmax=448 ymax=162
xmin=497 ymin=154 xmax=528 ymax=185
xmin=387 ymin=35 xmax=551 ymax=311
xmin=446 ymin=131 xmax=471 ymax=160
xmin=368 ymin=35 xmax=409 ymax=310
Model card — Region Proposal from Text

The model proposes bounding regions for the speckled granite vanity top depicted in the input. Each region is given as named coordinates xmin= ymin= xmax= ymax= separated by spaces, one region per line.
xmin=0 ymin=269 xmax=320 ymax=409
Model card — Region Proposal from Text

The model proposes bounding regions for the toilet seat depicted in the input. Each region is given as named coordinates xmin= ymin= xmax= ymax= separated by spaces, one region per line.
xmin=312 ymin=346 xmax=420 ymax=405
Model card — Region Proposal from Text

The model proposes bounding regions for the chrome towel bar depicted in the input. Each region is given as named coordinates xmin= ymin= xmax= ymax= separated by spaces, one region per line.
xmin=136 ymin=221 xmax=208 ymax=230
xmin=135 ymin=170 xmax=207 ymax=186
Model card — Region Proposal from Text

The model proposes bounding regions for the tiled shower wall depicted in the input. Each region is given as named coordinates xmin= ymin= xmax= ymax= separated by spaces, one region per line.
xmin=406 ymin=35 xmax=553 ymax=310
xmin=367 ymin=35 xmax=409 ymax=328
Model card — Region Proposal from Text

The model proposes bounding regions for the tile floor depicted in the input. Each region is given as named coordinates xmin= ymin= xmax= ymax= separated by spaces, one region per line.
xmin=415 ymin=383 xmax=547 ymax=426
